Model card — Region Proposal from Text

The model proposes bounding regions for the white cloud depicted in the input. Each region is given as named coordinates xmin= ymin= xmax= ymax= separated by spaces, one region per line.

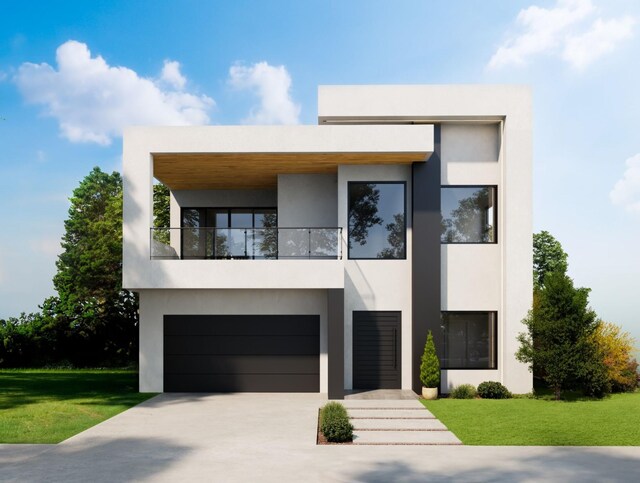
xmin=562 ymin=16 xmax=636 ymax=68
xmin=228 ymin=61 xmax=300 ymax=125
xmin=160 ymin=60 xmax=187 ymax=90
xmin=488 ymin=0 xmax=635 ymax=70
xmin=15 ymin=40 xmax=214 ymax=145
xmin=611 ymin=153 xmax=640 ymax=213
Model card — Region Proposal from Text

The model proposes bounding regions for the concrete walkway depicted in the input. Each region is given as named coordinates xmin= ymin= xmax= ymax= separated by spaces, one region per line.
xmin=342 ymin=399 xmax=462 ymax=445
xmin=1 ymin=393 xmax=639 ymax=482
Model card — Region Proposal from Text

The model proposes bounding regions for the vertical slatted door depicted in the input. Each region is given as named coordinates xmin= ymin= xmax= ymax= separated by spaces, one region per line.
xmin=352 ymin=311 xmax=401 ymax=389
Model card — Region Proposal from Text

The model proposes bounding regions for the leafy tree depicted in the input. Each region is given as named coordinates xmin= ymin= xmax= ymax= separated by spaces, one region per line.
xmin=441 ymin=189 xmax=494 ymax=243
xmin=348 ymin=184 xmax=382 ymax=248
xmin=420 ymin=331 xmax=441 ymax=388
xmin=377 ymin=213 xmax=405 ymax=259
xmin=153 ymin=183 xmax=170 ymax=244
xmin=533 ymin=231 xmax=568 ymax=288
xmin=53 ymin=167 xmax=138 ymax=365
xmin=516 ymin=271 xmax=606 ymax=399
xmin=592 ymin=321 xmax=638 ymax=392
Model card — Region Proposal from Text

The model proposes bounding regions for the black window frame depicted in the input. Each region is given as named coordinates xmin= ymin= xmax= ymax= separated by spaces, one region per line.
xmin=347 ymin=181 xmax=407 ymax=260
xmin=440 ymin=311 xmax=498 ymax=370
xmin=440 ymin=185 xmax=498 ymax=244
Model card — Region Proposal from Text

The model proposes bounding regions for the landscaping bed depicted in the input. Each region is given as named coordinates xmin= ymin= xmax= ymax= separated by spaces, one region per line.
xmin=0 ymin=369 xmax=156 ymax=443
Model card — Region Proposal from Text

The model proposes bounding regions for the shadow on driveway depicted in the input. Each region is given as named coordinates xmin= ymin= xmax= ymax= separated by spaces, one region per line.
xmin=2 ymin=436 xmax=191 ymax=483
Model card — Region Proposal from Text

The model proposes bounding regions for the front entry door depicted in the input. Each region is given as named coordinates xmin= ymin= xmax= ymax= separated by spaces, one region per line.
xmin=352 ymin=311 xmax=401 ymax=389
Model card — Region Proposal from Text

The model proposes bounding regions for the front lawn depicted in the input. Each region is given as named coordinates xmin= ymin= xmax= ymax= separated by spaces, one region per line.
xmin=422 ymin=391 xmax=640 ymax=445
xmin=0 ymin=369 xmax=156 ymax=443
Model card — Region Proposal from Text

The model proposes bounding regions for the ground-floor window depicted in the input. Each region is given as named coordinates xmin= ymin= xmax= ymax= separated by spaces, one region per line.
xmin=441 ymin=311 xmax=497 ymax=369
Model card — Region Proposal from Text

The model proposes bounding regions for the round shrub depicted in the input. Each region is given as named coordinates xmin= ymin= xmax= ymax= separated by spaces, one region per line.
xmin=450 ymin=384 xmax=477 ymax=399
xmin=477 ymin=381 xmax=511 ymax=399
xmin=320 ymin=402 xmax=353 ymax=443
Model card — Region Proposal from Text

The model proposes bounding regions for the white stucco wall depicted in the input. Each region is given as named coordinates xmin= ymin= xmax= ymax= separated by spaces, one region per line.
xmin=319 ymin=85 xmax=533 ymax=394
xmin=277 ymin=174 xmax=338 ymax=228
xmin=338 ymin=164 xmax=413 ymax=390
xmin=123 ymin=124 xmax=432 ymax=291
xmin=139 ymin=289 xmax=329 ymax=393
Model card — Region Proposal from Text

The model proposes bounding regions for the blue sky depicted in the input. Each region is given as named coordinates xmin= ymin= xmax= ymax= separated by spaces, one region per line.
xmin=1 ymin=0 xmax=639 ymax=344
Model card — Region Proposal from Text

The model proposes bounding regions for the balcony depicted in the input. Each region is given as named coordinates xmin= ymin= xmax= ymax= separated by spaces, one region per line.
xmin=151 ymin=227 xmax=342 ymax=260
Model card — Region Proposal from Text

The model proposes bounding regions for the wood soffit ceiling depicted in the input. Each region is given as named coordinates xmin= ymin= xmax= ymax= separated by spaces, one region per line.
xmin=153 ymin=152 xmax=428 ymax=190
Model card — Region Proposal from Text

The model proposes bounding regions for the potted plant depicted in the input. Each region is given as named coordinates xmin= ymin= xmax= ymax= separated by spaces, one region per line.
xmin=420 ymin=330 xmax=440 ymax=399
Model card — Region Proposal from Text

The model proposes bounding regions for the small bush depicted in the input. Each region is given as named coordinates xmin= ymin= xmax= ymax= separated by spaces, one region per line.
xmin=477 ymin=381 xmax=511 ymax=399
xmin=450 ymin=384 xmax=477 ymax=399
xmin=320 ymin=402 xmax=353 ymax=443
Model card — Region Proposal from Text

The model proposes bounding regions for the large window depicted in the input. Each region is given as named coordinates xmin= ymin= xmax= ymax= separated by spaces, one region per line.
xmin=441 ymin=312 xmax=497 ymax=369
xmin=181 ymin=208 xmax=277 ymax=259
xmin=348 ymin=182 xmax=406 ymax=259
xmin=441 ymin=186 xmax=497 ymax=243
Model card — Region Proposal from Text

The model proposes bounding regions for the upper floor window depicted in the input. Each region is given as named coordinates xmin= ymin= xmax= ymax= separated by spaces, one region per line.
xmin=348 ymin=182 xmax=406 ymax=259
xmin=441 ymin=186 xmax=497 ymax=243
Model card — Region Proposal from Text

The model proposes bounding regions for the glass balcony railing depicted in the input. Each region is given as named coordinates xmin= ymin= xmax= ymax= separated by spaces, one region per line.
xmin=150 ymin=227 xmax=342 ymax=260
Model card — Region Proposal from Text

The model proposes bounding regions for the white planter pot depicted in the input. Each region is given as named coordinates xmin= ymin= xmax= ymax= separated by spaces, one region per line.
xmin=422 ymin=387 xmax=438 ymax=400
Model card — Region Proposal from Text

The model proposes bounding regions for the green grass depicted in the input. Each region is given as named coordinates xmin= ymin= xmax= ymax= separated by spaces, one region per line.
xmin=0 ymin=369 xmax=156 ymax=443
xmin=422 ymin=391 xmax=640 ymax=445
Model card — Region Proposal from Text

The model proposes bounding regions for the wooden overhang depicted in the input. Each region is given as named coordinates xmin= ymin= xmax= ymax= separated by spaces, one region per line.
xmin=151 ymin=125 xmax=434 ymax=190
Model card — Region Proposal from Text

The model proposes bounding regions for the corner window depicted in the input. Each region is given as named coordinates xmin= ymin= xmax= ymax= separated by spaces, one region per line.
xmin=348 ymin=182 xmax=406 ymax=259
xmin=441 ymin=312 xmax=497 ymax=369
xmin=441 ymin=186 xmax=497 ymax=243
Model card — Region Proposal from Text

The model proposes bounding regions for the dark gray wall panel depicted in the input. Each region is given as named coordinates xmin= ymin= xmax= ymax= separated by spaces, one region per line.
xmin=327 ymin=289 xmax=345 ymax=399
xmin=164 ymin=314 xmax=320 ymax=392
xmin=412 ymin=125 xmax=442 ymax=393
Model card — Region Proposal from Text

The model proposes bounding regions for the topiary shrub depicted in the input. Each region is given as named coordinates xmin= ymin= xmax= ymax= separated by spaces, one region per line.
xmin=450 ymin=384 xmax=477 ymax=399
xmin=420 ymin=331 xmax=440 ymax=388
xmin=477 ymin=381 xmax=511 ymax=399
xmin=320 ymin=402 xmax=353 ymax=443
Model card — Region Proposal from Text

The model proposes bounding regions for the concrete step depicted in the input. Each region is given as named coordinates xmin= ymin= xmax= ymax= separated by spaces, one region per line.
xmin=352 ymin=418 xmax=447 ymax=431
xmin=348 ymin=408 xmax=435 ymax=419
xmin=352 ymin=430 xmax=462 ymax=445
xmin=341 ymin=399 xmax=423 ymax=409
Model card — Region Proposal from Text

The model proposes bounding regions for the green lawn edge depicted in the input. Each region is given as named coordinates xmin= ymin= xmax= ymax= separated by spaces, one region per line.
xmin=0 ymin=369 xmax=157 ymax=444
xmin=421 ymin=391 xmax=640 ymax=446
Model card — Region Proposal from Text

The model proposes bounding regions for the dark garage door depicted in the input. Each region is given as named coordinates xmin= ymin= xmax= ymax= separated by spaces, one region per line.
xmin=353 ymin=311 xmax=401 ymax=389
xmin=164 ymin=315 xmax=319 ymax=392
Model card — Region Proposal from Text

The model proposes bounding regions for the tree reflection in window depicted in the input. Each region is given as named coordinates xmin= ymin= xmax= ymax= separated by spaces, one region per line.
xmin=348 ymin=182 xmax=406 ymax=259
xmin=441 ymin=187 xmax=496 ymax=243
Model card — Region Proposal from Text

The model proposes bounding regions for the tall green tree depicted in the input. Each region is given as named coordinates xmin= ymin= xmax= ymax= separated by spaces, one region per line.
xmin=533 ymin=231 xmax=568 ymax=288
xmin=153 ymin=183 xmax=170 ymax=244
xmin=53 ymin=167 xmax=138 ymax=365
xmin=516 ymin=271 xmax=607 ymax=399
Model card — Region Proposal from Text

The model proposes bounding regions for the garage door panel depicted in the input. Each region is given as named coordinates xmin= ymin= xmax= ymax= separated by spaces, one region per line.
xmin=163 ymin=315 xmax=320 ymax=392
xmin=164 ymin=335 xmax=319 ymax=356
xmin=164 ymin=374 xmax=319 ymax=392
xmin=164 ymin=354 xmax=319 ymax=375
xmin=164 ymin=315 xmax=319 ymax=336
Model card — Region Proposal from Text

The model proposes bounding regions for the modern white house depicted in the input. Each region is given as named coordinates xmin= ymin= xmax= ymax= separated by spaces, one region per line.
xmin=122 ymin=85 xmax=533 ymax=398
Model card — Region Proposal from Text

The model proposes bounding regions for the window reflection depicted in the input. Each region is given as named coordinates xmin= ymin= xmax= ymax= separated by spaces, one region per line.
xmin=348 ymin=182 xmax=406 ymax=259
xmin=441 ymin=187 xmax=496 ymax=243
xmin=441 ymin=312 xmax=497 ymax=369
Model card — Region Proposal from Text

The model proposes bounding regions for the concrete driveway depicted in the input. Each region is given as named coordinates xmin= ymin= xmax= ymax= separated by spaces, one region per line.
xmin=2 ymin=393 xmax=640 ymax=482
